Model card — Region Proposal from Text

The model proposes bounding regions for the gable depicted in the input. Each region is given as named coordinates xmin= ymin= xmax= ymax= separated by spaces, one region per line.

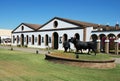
xmin=12 ymin=23 xmax=41 ymax=33
xmin=12 ymin=24 xmax=34 ymax=33
xmin=39 ymin=18 xmax=80 ymax=30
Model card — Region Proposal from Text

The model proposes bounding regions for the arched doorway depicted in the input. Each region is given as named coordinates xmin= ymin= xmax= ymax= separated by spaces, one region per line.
xmin=26 ymin=35 xmax=29 ymax=45
xmin=99 ymin=34 xmax=106 ymax=52
xmin=45 ymin=34 xmax=49 ymax=46
xmin=32 ymin=35 xmax=34 ymax=45
xmin=21 ymin=34 xmax=24 ymax=46
xmin=75 ymin=33 xmax=80 ymax=40
xmin=63 ymin=34 xmax=68 ymax=42
xmin=38 ymin=35 xmax=41 ymax=45
xmin=91 ymin=34 xmax=98 ymax=42
xmin=108 ymin=33 xmax=116 ymax=51
xmin=52 ymin=32 xmax=59 ymax=49
xmin=17 ymin=35 xmax=19 ymax=44
xmin=91 ymin=34 xmax=98 ymax=49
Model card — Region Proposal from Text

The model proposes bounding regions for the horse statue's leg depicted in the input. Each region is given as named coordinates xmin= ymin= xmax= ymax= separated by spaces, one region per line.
xmin=92 ymin=48 xmax=96 ymax=55
xmin=75 ymin=49 xmax=79 ymax=54
xmin=64 ymin=47 xmax=67 ymax=52
xmin=81 ymin=49 xmax=83 ymax=54
xmin=69 ymin=47 xmax=71 ymax=52
xmin=87 ymin=49 xmax=91 ymax=55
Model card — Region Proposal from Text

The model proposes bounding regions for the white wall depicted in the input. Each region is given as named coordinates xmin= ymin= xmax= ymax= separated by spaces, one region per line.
xmin=12 ymin=28 xmax=83 ymax=50
xmin=86 ymin=27 xmax=93 ymax=41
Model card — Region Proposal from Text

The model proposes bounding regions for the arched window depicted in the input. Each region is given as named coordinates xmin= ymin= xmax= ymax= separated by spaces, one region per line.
xmin=21 ymin=26 xmax=24 ymax=30
xmin=54 ymin=21 xmax=58 ymax=28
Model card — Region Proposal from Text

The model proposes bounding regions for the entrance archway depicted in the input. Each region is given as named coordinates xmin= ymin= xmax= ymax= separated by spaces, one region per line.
xmin=21 ymin=34 xmax=24 ymax=46
xmin=52 ymin=32 xmax=59 ymax=49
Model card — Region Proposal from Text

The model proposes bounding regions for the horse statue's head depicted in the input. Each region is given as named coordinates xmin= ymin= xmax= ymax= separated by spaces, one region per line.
xmin=69 ymin=37 xmax=77 ymax=44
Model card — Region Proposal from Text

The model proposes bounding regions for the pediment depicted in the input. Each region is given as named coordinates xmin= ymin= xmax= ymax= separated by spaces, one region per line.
xmin=39 ymin=18 xmax=80 ymax=30
xmin=12 ymin=23 xmax=40 ymax=33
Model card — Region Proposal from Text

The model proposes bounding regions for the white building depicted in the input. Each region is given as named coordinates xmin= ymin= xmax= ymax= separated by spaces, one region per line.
xmin=11 ymin=17 xmax=119 ymax=51
xmin=0 ymin=29 xmax=12 ymax=45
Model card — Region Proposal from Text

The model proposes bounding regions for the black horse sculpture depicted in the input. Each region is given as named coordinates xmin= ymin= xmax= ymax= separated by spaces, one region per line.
xmin=63 ymin=40 xmax=70 ymax=52
xmin=69 ymin=37 xmax=96 ymax=55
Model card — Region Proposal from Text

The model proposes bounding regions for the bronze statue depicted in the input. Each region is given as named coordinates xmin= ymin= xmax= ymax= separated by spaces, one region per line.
xmin=69 ymin=37 xmax=96 ymax=55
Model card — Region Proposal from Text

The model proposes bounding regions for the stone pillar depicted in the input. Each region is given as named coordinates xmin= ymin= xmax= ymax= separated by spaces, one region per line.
xmin=114 ymin=40 xmax=119 ymax=55
xmin=97 ymin=39 xmax=101 ymax=53
xmin=83 ymin=26 xmax=86 ymax=42
xmin=105 ymin=37 xmax=109 ymax=54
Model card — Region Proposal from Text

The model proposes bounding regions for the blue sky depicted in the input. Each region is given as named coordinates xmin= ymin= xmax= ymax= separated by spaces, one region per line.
xmin=0 ymin=0 xmax=120 ymax=29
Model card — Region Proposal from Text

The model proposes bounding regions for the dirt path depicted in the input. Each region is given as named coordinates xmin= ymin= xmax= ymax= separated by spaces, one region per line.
xmin=0 ymin=45 xmax=48 ymax=54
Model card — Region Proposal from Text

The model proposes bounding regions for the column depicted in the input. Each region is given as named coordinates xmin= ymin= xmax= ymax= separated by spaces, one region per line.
xmin=97 ymin=39 xmax=101 ymax=53
xmin=114 ymin=40 xmax=119 ymax=55
xmin=105 ymin=37 xmax=109 ymax=54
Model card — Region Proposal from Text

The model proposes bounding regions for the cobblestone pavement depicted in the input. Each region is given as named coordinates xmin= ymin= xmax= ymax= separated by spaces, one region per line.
xmin=0 ymin=45 xmax=48 ymax=54
xmin=0 ymin=45 xmax=120 ymax=64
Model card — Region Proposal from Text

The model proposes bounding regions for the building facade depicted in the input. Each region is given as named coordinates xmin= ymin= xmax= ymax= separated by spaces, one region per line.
xmin=11 ymin=17 xmax=120 ymax=53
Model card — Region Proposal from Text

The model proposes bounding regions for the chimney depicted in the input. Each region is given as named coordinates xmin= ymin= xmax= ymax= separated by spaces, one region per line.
xmin=106 ymin=24 xmax=110 ymax=30
xmin=97 ymin=24 xmax=101 ymax=31
xmin=115 ymin=22 xmax=119 ymax=30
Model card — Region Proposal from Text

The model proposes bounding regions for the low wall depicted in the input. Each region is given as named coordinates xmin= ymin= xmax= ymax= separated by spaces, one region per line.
xmin=45 ymin=54 xmax=116 ymax=69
